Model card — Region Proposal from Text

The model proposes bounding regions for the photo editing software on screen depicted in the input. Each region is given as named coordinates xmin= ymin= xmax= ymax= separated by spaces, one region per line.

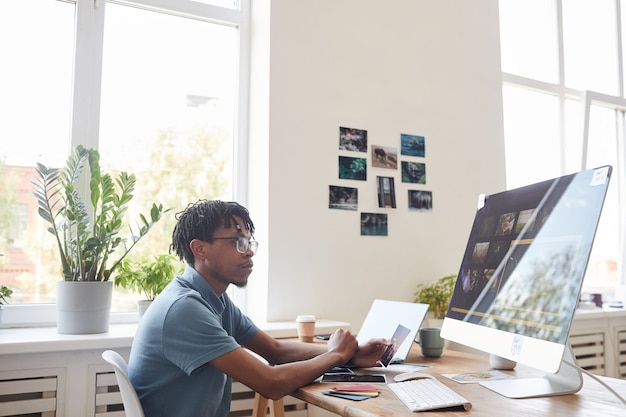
xmin=447 ymin=166 xmax=611 ymax=345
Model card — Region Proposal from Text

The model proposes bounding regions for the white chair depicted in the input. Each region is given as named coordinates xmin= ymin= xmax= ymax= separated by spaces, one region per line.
xmin=101 ymin=350 xmax=145 ymax=417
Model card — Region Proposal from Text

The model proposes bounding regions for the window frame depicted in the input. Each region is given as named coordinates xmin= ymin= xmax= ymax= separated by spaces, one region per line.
xmin=0 ymin=0 xmax=251 ymax=326
xmin=500 ymin=0 xmax=626 ymax=289
xmin=580 ymin=91 xmax=626 ymax=286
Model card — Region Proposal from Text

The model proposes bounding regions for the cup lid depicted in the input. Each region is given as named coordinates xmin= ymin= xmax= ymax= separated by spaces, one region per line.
xmin=296 ymin=314 xmax=316 ymax=322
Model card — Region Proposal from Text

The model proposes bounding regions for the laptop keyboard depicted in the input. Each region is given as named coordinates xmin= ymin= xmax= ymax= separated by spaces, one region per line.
xmin=388 ymin=378 xmax=472 ymax=412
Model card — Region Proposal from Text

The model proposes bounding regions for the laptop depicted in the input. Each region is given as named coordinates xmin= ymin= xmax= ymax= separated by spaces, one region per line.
xmin=356 ymin=299 xmax=429 ymax=365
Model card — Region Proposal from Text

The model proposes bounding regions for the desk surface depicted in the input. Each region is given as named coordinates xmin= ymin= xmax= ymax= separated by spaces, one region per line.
xmin=292 ymin=346 xmax=626 ymax=417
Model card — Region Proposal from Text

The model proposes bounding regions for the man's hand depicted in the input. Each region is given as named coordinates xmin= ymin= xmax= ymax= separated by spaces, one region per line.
xmin=326 ymin=328 xmax=358 ymax=363
xmin=349 ymin=338 xmax=390 ymax=368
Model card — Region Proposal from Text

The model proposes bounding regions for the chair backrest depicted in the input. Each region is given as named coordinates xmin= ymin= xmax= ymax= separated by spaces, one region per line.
xmin=101 ymin=350 xmax=145 ymax=417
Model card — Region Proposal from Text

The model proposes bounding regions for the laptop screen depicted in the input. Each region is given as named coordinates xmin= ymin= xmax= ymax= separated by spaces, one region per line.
xmin=356 ymin=299 xmax=428 ymax=363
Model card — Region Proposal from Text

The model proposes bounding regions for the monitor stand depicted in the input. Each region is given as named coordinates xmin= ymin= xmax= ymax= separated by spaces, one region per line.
xmin=479 ymin=346 xmax=583 ymax=399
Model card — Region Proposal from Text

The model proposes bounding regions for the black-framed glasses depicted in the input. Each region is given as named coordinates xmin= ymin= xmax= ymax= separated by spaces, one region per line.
xmin=211 ymin=236 xmax=258 ymax=254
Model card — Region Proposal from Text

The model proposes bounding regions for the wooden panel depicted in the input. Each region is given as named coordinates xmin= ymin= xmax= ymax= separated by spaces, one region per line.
xmin=94 ymin=411 xmax=125 ymax=417
xmin=0 ymin=377 xmax=57 ymax=395
xmin=94 ymin=370 xmax=124 ymax=417
xmin=0 ymin=373 xmax=59 ymax=417
xmin=570 ymin=332 xmax=606 ymax=375
xmin=96 ymin=391 xmax=123 ymax=407
xmin=571 ymin=332 xmax=604 ymax=345
xmin=0 ymin=397 xmax=57 ymax=416
xmin=618 ymin=330 xmax=626 ymax=379
xmin=97 ymin=372 xmax=119 ymax=387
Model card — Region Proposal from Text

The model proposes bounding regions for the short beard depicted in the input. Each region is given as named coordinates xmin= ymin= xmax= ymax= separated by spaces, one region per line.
xmin=232 ymin=279 xmax=249 ymax=289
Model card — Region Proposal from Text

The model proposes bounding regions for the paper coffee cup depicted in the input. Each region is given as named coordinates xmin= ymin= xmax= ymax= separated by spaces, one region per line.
xmin=296 ymin=315 xmax=316 ymax=342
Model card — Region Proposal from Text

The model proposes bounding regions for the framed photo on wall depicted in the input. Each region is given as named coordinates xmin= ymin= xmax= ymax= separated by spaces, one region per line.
xmin=329 ymin=185 xmax=358 ymax=210
xmin=361 ymin=213 xmax=388 ymax=236
xmin=339 ymin=156 xmax=367 ymax=181
xmin=377 ymin=176 xmax=396 ymax=208
xmin=339 ymin=126 xmax=368 ymax=153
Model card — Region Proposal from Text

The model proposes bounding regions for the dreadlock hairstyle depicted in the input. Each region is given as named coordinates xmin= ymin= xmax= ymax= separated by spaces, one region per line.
xmin=170 ymin=200 xmax=255 ymax=265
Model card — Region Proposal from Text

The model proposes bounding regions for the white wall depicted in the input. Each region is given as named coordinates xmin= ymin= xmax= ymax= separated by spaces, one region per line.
xmin=248 ymin=0 xmax=506 ymax=333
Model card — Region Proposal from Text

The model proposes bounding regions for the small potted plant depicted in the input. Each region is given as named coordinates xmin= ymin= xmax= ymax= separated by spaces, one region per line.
xmin=0 ymin=283 xmax=12 ymax=325
xmin=413 ymin=274 xmax=456 ymax=325
xmin=115 ymin=254 xmax=180 ymax=316
xmin=32 ymin=145 xmax=169 ymax=334
xmin=0 ymin=284 xmax=12 ymax=305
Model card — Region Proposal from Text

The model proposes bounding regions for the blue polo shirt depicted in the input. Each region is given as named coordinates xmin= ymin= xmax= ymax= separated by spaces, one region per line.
xmin=128 ymin=266 xmax=259 ymax=417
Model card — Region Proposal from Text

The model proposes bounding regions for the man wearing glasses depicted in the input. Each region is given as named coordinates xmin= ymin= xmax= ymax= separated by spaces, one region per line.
xmin=128 ymin=200 xmax=387 ymax=417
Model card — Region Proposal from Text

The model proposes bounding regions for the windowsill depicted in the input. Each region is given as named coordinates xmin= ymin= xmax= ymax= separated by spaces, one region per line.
xmin=0 ymin=319 xmax=351 ymax=356
xmin=574 ymin=306 xmax=626 ymax=318
xmin=0 ymin=303 xmax=162 ymax=328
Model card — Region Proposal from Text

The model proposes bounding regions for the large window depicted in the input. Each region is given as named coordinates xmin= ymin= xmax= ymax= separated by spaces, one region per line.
xmin=0 ymin=0 xmax=249 ymax=311
xmin=499 ymin=0 xmax=625 ymax=296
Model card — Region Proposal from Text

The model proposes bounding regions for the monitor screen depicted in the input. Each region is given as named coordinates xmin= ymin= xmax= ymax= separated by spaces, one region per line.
xmin=440 ymin=166 xmax=611 ymax=397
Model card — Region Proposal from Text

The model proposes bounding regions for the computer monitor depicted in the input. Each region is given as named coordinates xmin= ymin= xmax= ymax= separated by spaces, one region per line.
xmin=440 ymin=166 xmax=612 ymax=399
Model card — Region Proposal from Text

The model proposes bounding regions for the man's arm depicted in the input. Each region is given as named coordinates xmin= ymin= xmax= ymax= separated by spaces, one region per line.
xmin=244 ymin=330 xmax=326 ymax=364
xmin=244 ymin=329 xmax=389 ymax=367
xmin=211 ymin=328 xmax=357 ymax=400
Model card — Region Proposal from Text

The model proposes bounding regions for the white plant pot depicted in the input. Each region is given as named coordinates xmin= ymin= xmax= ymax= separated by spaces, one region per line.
xmin=425 ymin=317 xmax=444 ymax=328
xmin=138 ymin=299 xmax=153 ymax=318
xmin=56 ymin=280 xmax=113 ymax=334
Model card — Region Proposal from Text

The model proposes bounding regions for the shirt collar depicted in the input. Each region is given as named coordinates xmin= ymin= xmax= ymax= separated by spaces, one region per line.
xmin=180 ymin=265 xmax=226 ymax=313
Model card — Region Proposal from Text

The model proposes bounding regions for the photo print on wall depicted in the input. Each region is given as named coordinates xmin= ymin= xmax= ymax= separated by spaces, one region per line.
xmin=339 ymin=126 xmax=368 ymax=153
xmin=376 ymin=176 xmax=396 ymax=208
xmin=400 ymin=133 xmax=425 ymax=157
xmin=329 ymin=185 xmax=358 ymax=211
xmin=360 ymin=213 xmax=388 ymax=236
xmin=408 ymin=190 xmax=432 ymax=212
xmin=401 ymin=161 xmax=426 ymax=184
xmin=371 ymin=145 xmax=398 ymax=169
xmin=339 ymin=156 xmax=367 ymax=181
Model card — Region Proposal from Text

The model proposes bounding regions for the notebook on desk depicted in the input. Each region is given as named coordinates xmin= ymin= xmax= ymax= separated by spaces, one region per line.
xmin=356 ymin=299 xmax=429 ymax=364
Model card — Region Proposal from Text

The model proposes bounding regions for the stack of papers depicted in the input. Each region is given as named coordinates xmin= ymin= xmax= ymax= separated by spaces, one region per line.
xmin=322 ymin=384 xmax=381 ymax=401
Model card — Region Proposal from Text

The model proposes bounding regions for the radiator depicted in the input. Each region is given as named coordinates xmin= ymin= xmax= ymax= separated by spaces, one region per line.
xmin=95 ymin=372 xmax=308 ymax=417
xmin=0 ymin=368 xmax=64 ymax=417
xmin=95 ymin=371 xmax=125 ymax=417
xmin=618 ymin=329 xmax=626 ymax=378
xmin=570 ymin=332 xmax=606 ymax=375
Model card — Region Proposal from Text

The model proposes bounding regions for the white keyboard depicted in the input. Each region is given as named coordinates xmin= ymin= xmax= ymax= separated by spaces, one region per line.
xmin=388 ymin=378 xmax=472 ymax=412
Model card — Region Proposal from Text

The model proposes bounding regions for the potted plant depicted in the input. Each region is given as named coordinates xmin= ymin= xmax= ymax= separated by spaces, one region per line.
xmin=0 ymin=284 xmax=12 ymax=305
xmin=115 ymin=254 xmax=180 ymax=317
xmin=32 ymin=145 xmax=168 ymax=334
xmin=413 ymin=274 xmax=456 ymax=325
xmin=0 ymin=283 xmax=12 ymax=326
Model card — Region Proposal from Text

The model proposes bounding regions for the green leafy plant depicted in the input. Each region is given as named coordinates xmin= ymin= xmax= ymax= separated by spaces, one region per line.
xmin=32 ymin=145 xmax=169 ymax=282
xmin=0 ymin=284 xmax=12 ymax=304
xmin=115 ymin=254 xmax=179 ymax=300
xmin=413 ymin=274 xmax=456 ymax=319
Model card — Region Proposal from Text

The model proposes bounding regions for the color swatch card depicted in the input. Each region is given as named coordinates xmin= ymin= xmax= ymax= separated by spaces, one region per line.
xmin=329 ymin=384 xmax=381 ymax=397
xmin=323 ymin=384 xmax=381 ymax=401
